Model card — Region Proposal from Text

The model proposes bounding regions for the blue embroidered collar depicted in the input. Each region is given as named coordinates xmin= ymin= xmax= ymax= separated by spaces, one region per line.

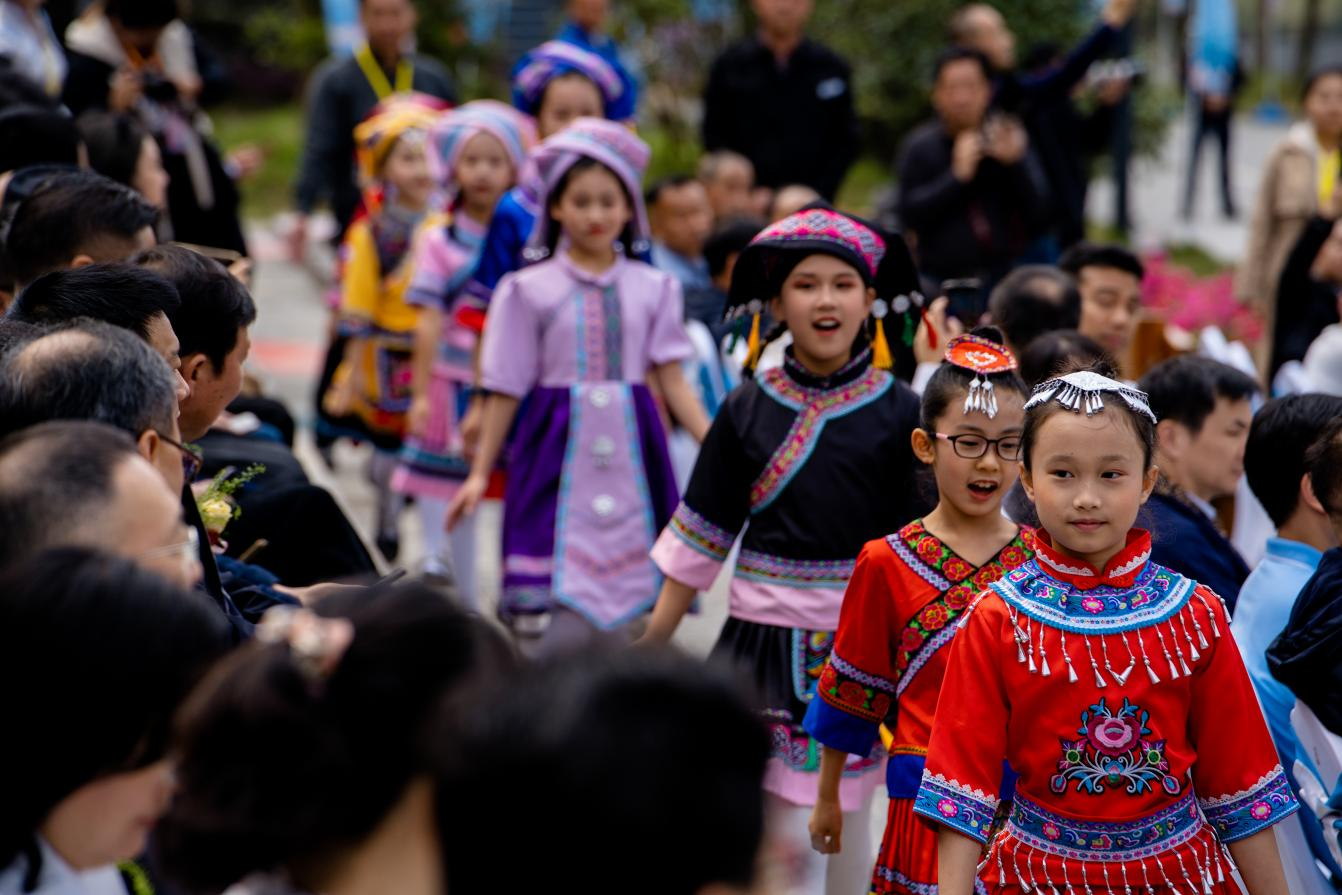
xmin=992 ymin=529 xmax=1197 ymax=634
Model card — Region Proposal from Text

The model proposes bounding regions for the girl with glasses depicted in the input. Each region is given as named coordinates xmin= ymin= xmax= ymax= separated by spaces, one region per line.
xmin=804 ymin=327 xmax=1035 ymax=895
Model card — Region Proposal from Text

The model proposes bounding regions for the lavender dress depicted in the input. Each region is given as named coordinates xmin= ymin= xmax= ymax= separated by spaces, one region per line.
xmin=480 ymin=251 xmax=692 ymax=628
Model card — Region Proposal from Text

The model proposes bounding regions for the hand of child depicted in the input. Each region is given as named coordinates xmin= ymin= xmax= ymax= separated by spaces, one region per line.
xmin=407 ymin=395 xmax=431 ymax=438
xmin=809 ymin=797 xmax=844 ymax=854
xmin=951 ymin=130 xmax=984 ymax=183
xmin=322 ymin=380 xmax=355 ymax=418
xmin=459 ymin=396 xmax=483 ymax=459
xmin=446 ymin=473 xmax=488 ymax=531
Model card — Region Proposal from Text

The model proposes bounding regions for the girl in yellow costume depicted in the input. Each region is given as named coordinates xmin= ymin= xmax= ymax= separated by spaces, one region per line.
xmin=324 ymin=94 xmax=447 ymax=559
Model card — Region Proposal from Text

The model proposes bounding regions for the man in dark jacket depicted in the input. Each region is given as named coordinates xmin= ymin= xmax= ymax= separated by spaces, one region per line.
xmin=701 ymin=0 xmax=858 ymax=203
xmin=950 ymin=0 xmax=1137 ymax=251
xmin=291 ymin=0 xmax=455 ymax=251
xmin=1138 ymin=355 xmax=1259 ymax=612
xmin=896 ymin=47 xmax=1050 ymax=297
xmin=1271 ymin=212 xmax=1342 ymax=380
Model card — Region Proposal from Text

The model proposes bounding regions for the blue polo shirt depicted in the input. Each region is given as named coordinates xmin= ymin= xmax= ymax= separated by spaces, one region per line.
xmin=1232 ymin=537 xmax=1341 ymax=882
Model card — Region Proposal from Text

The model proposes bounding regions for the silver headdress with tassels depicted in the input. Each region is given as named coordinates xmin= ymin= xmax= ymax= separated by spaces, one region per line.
xmin=1022 ymin=371 xmax=1157 ymax=423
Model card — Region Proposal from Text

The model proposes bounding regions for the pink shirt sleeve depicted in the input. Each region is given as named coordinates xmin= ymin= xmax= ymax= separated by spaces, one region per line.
xmin=479 ymin=272 xmax=541 ymax=399
xmin=645 ymin=273 xmax=695 ymax=367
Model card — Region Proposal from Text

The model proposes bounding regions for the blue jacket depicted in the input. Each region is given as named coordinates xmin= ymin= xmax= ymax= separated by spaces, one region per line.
xmin=1142 ymin=489 xmax=1250 ymax=614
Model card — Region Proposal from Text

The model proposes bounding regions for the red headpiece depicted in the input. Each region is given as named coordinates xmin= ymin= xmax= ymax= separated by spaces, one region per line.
xmin=943 ymin=334 xmax=1018 ymax=418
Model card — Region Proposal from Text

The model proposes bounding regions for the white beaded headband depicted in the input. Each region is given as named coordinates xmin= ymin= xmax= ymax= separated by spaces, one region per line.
xmin=1023 ymin=371 xmax=1157 ymax=423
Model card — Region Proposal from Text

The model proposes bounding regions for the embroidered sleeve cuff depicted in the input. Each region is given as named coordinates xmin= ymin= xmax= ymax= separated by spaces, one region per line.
xmin=912 ymin=770 xmax=1000 ymax=844
xmin=1198 ymin=765 xmax=1300 ymax=842
xmin=813 ymin=653 xmax=895 ymax=725
xmin=651 ymin=510 xmax=731 ymax=591
xmin=803 ymin=691 xmax=881 ymax=757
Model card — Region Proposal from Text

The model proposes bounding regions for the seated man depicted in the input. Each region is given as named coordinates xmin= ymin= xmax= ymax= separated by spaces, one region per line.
xmin=134 ymin=245 xmax=376 ymax=584
xmin=1268 ymin=416 xmax=1342 ymax=737
xmin=7 ymin=263 xmax=191 ymax=402
xmin=0 ymin=420 xmax=205 ymax=592
xmin=896 ymin=47 xmax=1050 ymax=296
xmin=0 ymin=321 xmax=254 ymax=638
xmin=646 ymin=175 xmax=716 ymax=327
xmin=1138 ymin=354 xmax=1258 ymax=611
xmin=697 ymin=149 xmax=755 ymax=220
xmin=1235 ymin=394 xmax=1342 ymax=885
xmin=985 ymin=264 xmax=1081 ymax=357
xmin=1058 ymin=242 xmax=1144 ymax=368
xmin=2 ymin=168 xmax=158 ymax=294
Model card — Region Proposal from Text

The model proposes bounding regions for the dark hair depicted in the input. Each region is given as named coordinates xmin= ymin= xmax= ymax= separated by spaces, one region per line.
xmin=9 ymin=263 xmax=180 ymax=341
xmin=439 ymin=649 xmax=768 ymax=895
xmin=920 ymin=325 xmax=1028 ymax=431
xmin=537 ymin=68 xmax=601 ymax=114
xmin=1246 ymin=395 xmax=1342 ymax=526
xmin=156 ymin=583 xmax=512 ymax=894
xmin=105 ymin=0 xmax=179 ymax=28
xmin=0 ymin=548 xmax=227 ymax=879
xmin=3 ymin=170 xmax=158 ymax=288
xmin=704 ymin=216 xmax=765 ymax=280
xmin=1058 ymin=242 xmax=1145 ymax=281
xmin=644 ymin=173 xmax=698 ymax=208
xmin=1018 ymin=328 xmax=1108 ymax=388
xmin=1302 ymin=65 xmax=1342 ymax=102
xmin=0 ymin=62 xmax=59 ymax=110
xmin=1021 ymin=357 xmax=1156 ymax=470
xmin=0 ymin=319 xmax=37 ymax=356
xmin=986 ymin=265 xmax=1081 ymax=352
xmin=545 ymin=156 xmax=635 ymax=258
xmin=134 ymin=245 xmax=257 ymax=369
xmin=0 ymin=106 xmax=81 ymax=172
xmin=77 ymin=111 xmax=151 ymax=187
xmin=0 ymin=321 xmax=178 ymax=440
xmin=1306 ymin=416 xmax=1342 ymax=520
xmin=0 ymin=421 xmax=142 ymax=569
xmin=1138 ymin=355 xmax=1258 ymax=435
xmin=933 ymin=46 xmax=992 ymax=82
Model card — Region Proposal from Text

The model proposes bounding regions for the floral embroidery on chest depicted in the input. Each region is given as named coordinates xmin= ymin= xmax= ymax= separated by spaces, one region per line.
xmin=1051 ymin=696 xmax=1182 ymax=797
xmin=887 ymin=521 xmax=1035 ymax=695
xmin=749 ymin=366 xmax=892 ymax=512
xmin=574 ymin=283 xmax=623 ymax=381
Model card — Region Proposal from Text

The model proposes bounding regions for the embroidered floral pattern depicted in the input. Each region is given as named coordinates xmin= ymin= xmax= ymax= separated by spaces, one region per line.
xmin=1009 ymin=790 xmax=1204 ymax=861
xmin=1198 ymin=765 xmax=1299 ymax=842
xmin=913 ymin=771 xmax=999 ymax=844
xmin=750 ymin=208 xmax=887 ymax=276
xmin=736 ymin=550 xmax=854 ymax=588
xmin=888 ymin=522 xmax=1035 ymax=691
xmin=667 ymin=502 xmax=735 ymax=560
xmin=816 ymin=653 xmax=895 ymax=723
xmin=1049 ymin=697 xmax=1182 ymax=797
xmin=765 ymin=707 xmax=885 ymax=775
xmin=993 ymin=560 xmax=1197 ymax=634
xmin=751 ymin=367 xmax=892 ymax=511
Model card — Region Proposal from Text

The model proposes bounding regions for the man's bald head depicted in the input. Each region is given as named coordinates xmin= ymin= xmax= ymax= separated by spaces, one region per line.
xmin=949 ymin=3 xmax=1014 ymax=70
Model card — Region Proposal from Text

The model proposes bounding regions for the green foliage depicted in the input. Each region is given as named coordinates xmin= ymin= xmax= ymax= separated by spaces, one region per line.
xmin=243 ymin=7 xmax=329 ymax=73
xmin=212 ymin=103 xmax=305 ymax=219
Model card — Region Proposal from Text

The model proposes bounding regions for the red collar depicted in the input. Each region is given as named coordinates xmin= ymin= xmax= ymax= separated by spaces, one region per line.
xmin=1031 ymin=529 xmax=1152 ymax=591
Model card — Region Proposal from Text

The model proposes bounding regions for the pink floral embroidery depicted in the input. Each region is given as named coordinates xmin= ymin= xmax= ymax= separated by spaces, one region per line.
xmin=938 ymin=799 xmax=959 ymax=818
xmin=1042 ymin=821 xmax=1061 ymax=840
xmin=1080 ymin=596 xmax=1106 ymax=614
xmin=1250 ymin=801 xmax=1272 ymax=820
xmin=1087 ymin=714 xmax=1142 ymax=755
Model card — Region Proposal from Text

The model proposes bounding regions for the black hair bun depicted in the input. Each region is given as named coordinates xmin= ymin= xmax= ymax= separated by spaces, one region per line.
xmin=1056 ymin=355 xmax=1122 ymax=382
xmin=967 ymin=324 xmax=1007 ymax=347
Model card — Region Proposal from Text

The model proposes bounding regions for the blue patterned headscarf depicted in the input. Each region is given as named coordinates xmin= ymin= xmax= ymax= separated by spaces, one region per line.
xmin=429 ymin=99 xmax=536 ymax=199
xmin=511 ymin=40 xmax=633 ymax=122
